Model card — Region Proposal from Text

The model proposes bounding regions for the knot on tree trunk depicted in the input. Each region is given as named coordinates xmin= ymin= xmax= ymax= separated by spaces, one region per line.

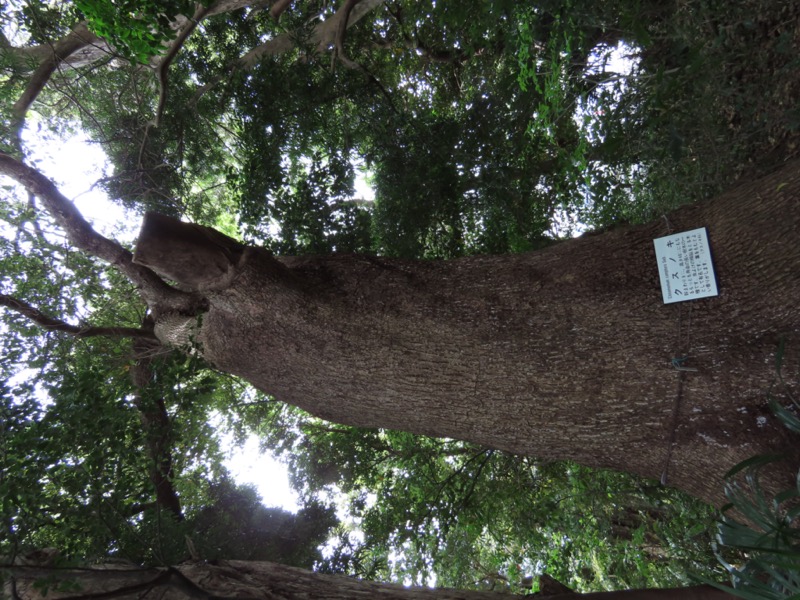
xmin=153 ymin=313 xmax=203 ymax=348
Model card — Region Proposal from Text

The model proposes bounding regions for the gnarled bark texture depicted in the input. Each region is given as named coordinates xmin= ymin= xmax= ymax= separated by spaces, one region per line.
xmin=3 ymin=560 xmax=736 ymax=599
xmin=134 ymin=162 xmax=800 ymax=507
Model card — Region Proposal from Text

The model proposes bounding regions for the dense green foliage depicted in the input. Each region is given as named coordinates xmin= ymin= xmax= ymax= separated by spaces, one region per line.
xmin=76 ymin=0 xmax=212 ymax=63
xmin=1 ymin=0 xmax=798 ymax=594
xmin=247 ymin=403 xmax=727 ymax=591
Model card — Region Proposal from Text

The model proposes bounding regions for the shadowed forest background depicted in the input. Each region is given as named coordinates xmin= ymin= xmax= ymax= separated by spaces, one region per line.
xmin=1 ymin=0 xmax=799 ymax=597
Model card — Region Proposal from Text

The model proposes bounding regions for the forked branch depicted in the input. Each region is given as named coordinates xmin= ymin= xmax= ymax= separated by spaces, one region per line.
xmin=0 ymin=152 xmax=203 ymax=314
xmin=333 ymin=0 xmax=363 ymax=69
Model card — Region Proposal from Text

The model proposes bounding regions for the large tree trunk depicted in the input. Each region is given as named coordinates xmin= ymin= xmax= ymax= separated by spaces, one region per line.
xmin=134 ymin=162 xmax=800 ymax=507
xmin=3 ymin=560 xmax=736 ymax=599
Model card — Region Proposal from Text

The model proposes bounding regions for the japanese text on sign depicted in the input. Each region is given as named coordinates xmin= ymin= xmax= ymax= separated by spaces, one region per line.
xmin=653 ymin=227 xmax=718 ymax=304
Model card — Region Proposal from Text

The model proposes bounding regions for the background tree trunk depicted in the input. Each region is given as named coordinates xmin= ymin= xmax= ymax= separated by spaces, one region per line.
xmin=3 ymin=560 xmax=737 ymax=599
xmin=134 ymin=162 xmax=800 ymax=507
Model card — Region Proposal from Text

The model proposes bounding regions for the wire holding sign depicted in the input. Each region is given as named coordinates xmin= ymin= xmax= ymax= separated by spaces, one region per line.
xmin=653 ymin=227 xmax=719 ymax=304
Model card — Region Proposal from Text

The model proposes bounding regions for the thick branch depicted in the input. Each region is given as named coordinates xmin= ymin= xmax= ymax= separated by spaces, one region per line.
xmin=0 ymin=0 xmax=321 ymax=85
xmin=0 ymin=43 xmax=54 ymax=72
xmin=333 ymin=0 xmax=363 ymax=69
xmin=240 ymin=0 xmax=383 ymax=69
xmin=0 ymin=153 xmax=202 ymax=314
xmin=205 ymin=0 xmax=271 ymax=17
xmin=0 ymin=294 xmax=157 ymax=340
xmin=10 ymin=22 xmax=101 ymax=137
xmin=0 ymin=2 xmax=263 ymax=79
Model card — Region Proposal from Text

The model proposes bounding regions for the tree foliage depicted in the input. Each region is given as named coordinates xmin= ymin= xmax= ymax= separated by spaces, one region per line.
xmin=75 ymin=0 xmax=211 ymax=63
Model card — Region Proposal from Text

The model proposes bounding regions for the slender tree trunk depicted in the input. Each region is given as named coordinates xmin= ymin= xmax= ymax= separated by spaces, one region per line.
xmin=130 ymin=329 xmax=183 ymax=520
xmin=3 ymin=560 xmax=737 ymax=599
xmin=134 ymin=162 xmax=800 ymax=507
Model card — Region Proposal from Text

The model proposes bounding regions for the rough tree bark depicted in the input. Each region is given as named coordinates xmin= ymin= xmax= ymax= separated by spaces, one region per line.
xmin=133 ymin=162 xmax=800 ymax=508
xmin=4 ymin=560 xmax=737 ymax=599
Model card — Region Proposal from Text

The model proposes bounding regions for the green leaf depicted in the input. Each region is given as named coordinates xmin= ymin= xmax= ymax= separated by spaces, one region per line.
xmin=724 ymin=454 xmax=783 ymax=479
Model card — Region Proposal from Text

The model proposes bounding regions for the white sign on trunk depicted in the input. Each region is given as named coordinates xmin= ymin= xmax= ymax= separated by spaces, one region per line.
xmin=653 ymin=227 xmax=718 ymax=304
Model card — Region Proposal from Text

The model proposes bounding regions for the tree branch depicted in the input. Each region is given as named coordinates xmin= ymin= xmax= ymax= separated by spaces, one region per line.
xmin=0 ymin=294 xmax=158 ymax=340
xmin=153 ymin=3 xmax=212 ymax=127
xmin=10 ymin=22 xmax=101 ymax=143
xmin=131 ymin=327 xmax=184 ymax=521
xmin=314 ymin=0 xmax=383 ymax=56
xmin=1 ymin=1 xmax=297 ymax=82
xmin=379 ymin=6 xmax=487 ymax=64
xmin=333 ymin=0 xmax=363 ymax=70
xmin=194 ymin=0 xmax=384 ymax=100
xmin=269 ymin=0 xmax=294 ymax=19
xmin=0 ymin=153 xmax=204 ymax=315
